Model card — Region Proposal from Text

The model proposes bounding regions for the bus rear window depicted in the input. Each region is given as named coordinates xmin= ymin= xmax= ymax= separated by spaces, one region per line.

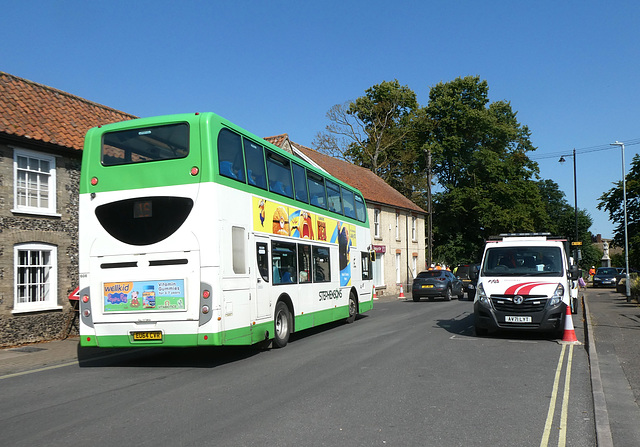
xmin=102 ymin=123 xmax=189 ymax=166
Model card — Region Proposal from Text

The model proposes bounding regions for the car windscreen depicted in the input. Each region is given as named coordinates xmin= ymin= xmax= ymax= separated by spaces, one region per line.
xmin=481 ymin=246 xmax=563 ymax=277
xmin=596 ymin=268 xmax=617 ymax=276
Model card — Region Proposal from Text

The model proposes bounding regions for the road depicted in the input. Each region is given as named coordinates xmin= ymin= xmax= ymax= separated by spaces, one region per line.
xmin=0 ymin=297 xmax=595 ymax=446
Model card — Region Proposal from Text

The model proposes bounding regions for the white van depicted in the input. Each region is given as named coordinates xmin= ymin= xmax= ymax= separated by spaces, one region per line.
xmin=473 ymin=233 xmax=580 ymax=336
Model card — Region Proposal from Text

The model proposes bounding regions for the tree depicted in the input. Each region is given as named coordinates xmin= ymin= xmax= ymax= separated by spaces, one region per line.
xmin=423 ymin=76 xmax=546 ymax=264
xmin=598 ymin=153 xmax=640 ymax=268
xmin=312 ymin=80 xmax=427 ymax=201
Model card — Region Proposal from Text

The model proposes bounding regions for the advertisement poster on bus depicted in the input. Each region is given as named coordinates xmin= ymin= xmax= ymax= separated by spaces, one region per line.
xmin=253 ymin=196 xmax=356 ymax=286
xmin=103 ymin=279 xmax=185 ymax=312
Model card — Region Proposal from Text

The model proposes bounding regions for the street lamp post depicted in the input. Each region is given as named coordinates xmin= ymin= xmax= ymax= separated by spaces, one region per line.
xmin=559 ymin=148 xmax=579 ymax=258
xmin=610 ymin=141 xmax=631 ymax=301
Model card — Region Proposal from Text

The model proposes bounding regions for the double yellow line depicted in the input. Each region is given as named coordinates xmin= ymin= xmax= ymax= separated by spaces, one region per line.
xmin=540 ymin=344 xmax=574 ymax=447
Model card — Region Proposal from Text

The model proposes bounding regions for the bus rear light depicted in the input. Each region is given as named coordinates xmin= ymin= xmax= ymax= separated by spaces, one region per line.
xmin=91 ymin=177 xmax=99 ymax=186
xmin=201 ymin=305 xmax=210 ymax=314
xmin=190 ymin=166 xmax=199 ymax=176
xmin=82 ymin=309 xmax=91 ymax=317
xmin=82 ymin=295 xmax=89 ymax=303
xmin=202 ymin=289 xmax=210 ymax=299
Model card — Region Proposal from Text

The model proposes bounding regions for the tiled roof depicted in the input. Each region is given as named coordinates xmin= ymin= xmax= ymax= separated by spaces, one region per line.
xmin=265 ymin=134 xmax=426 ymax=214
xmin=0 ymin=71 xmax=136 ymax=151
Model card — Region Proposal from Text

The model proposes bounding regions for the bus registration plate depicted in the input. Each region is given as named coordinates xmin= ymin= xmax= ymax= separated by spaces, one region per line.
xmin=132 ymin=331 xmax=163 ymax=341
xmin=505 ymin=316 xmax=532 ymax=323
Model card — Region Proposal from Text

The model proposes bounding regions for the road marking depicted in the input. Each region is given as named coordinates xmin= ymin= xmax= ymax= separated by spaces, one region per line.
xmin=558 ymin=344 xmax=574 ymax=447
xmin=0 ymin=350 xmax=136 ymax=380
xmin=0 ymin=360 xmax=79 ymax=380
xmin=540 ymin=343 xmax=574 ymax=447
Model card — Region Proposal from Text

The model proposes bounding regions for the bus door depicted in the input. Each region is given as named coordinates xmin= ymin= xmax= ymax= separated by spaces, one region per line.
xmin=255 ymin=236 xmax=272 ymax=319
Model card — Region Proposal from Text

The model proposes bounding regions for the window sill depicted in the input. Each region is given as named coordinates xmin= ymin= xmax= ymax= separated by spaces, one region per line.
xmin=11 ymin=209 xmax=62 ymax=218
xmin=12 ymin=304 xmax=63 ymax=314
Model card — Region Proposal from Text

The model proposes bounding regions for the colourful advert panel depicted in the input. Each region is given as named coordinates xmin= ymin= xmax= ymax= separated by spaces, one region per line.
xmin=252 ymin=196 xmax=355 ymax=287
xmin=103 ymin=280 xmax=185 ymax=312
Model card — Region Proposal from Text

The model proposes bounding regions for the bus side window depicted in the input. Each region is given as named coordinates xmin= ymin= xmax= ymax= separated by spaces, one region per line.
xmin=361 ymin=251 xmax=372 ymax=280
xmin=231 ymin=226 xmax=246 ymax=274
xmin=313 ymin=246 xmax=331 ymax=283
xmin=266 ymin=150 xmax=293 ymax=198
xmin=326 ymin=180 xmax=343 ymax=215
xmin=342 ymin=187 xmax=357 ymax=219
xmin=292 ymin=162 xmax=309 ymax=203
xmin=218 ymin=129 xmax=246 ymax=183
xmin=244 ymin=138 xmax=267 ymax=189
xmin=298 ymin=244 xmax=311 ymax=283
xmin=355 ymin=194 xmax=366 ymax=222
xmin=307 ymin=172 xmax=326 ymax=209
xmin=273 ymin=241 xmax=297 ymax=284
xmin=257 ymin=242 xmax=269 ymax=282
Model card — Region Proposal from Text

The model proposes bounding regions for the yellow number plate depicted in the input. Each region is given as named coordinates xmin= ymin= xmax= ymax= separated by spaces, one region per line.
xmin=421 ymin=285 xmax=434 ymax=288
xmin=131 ymin=331 xmax=163 ymax=341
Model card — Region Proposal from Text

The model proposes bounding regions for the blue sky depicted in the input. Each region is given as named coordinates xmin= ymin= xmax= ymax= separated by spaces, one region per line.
xmin=3 ymin=1 xmax=639 ymax=240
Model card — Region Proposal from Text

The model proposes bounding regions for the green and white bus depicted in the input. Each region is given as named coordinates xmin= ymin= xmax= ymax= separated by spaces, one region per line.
xmin=78 ymin=112 xmax=374 ymax=348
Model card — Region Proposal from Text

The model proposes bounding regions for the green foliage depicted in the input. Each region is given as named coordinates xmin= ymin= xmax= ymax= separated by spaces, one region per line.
xmin=316 ymin=75 xmax=601 ymax=267
xmin=598 ymin=153 xmax=640 ymax=268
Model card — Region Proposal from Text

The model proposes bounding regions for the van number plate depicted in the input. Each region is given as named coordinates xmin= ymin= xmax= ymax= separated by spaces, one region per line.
xmin=505 ymin=316 xmax=532 ymax=323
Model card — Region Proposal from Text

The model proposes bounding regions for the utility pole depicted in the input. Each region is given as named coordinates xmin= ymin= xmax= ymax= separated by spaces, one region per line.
xmin=427 ymin=149 xmax=433 ymax=268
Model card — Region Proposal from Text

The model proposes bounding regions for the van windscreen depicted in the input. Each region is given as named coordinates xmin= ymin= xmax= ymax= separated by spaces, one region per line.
xmin=482 ymin=246 xmax=563 ymax=277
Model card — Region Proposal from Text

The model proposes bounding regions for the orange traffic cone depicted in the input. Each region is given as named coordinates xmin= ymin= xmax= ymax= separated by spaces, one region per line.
xmin=399 ymin=285 xmax=405 ymax=299
xmin=560 ymin=303 xmax=581 ymax=344
xmin=373 ymin=286 xmax=378 ymax=300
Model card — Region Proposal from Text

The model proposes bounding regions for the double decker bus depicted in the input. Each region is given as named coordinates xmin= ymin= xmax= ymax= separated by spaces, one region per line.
xmin=78 ymin=112 xmax=374 ymax=348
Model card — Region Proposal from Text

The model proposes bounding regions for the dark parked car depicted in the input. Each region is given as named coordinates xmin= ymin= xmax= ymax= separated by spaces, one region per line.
xmin=455 ymin=264 xmax=479 ymax=300
xmin=412 ymin=270 xmax=464 ymax=302
xmin=593 ymin=267 xmax=618 ymax=288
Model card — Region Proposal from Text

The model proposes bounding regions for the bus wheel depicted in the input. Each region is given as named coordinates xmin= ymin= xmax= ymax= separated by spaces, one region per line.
xmin=273 ymin=301 xmax=291 ymax=348
xmin=346 ymin=292 xmax=357 ymax=324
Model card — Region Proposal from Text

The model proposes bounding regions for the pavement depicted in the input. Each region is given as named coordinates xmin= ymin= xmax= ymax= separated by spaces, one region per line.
xmin=1 ymin=288 xmax=640 ymax=445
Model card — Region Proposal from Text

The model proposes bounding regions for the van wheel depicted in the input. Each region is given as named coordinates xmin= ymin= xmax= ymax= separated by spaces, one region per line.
xmin=273 ymin=301 xmax=291 ymax=348
xmin=346 ymin=292 xmax=357 ymax=324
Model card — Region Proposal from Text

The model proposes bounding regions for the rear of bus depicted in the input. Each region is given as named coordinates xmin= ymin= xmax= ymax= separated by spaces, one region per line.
xmin=79 ymin=113 xmax=216 ymax=347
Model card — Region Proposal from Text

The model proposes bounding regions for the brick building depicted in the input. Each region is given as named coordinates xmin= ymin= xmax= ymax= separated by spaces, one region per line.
xmin=0 ymin=72 xmax=134 ymax=346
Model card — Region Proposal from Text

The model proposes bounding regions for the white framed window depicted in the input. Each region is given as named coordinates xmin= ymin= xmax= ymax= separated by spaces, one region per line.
xmin=411 ymin=216 xmax=417 ymax=241
xmin=13 ymin=148 xmax=58 ymax=216
xmin=395 ymin=212 xmax=400 ymax=240
xmin=373 ymin=209 xmax=381 ymax=238
xmin=14 ymin=243 xmax=60 ymax=313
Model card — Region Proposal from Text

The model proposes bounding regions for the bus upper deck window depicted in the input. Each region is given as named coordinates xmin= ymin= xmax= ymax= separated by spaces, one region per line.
xmin=307 ymin=172 xmax=326 ymax=209
xmin=266 ymin=150 xmax=293 ymax=198
xmin=217 ymin=129 xmax=246 ymax=183
xmin=326 ymin=180 xmax=343 ymax=215
xmin=244 ymin=138 xmax=267 ymax=189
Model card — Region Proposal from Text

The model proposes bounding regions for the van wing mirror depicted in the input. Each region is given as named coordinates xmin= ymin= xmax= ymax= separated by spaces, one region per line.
xmin=369 ymin=250 xmax=376 ymax=262
xmin=569 ymin=264 xmax=580 ymax=281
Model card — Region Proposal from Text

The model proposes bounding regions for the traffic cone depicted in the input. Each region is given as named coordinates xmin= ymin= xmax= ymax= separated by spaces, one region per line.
xmin=373 ymin=286 xmax=378 ymax=300
xmin=560 ymin=304 xmax=581 ymax=344
xmin=399 ymin=284 xmax=405 ymax=299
